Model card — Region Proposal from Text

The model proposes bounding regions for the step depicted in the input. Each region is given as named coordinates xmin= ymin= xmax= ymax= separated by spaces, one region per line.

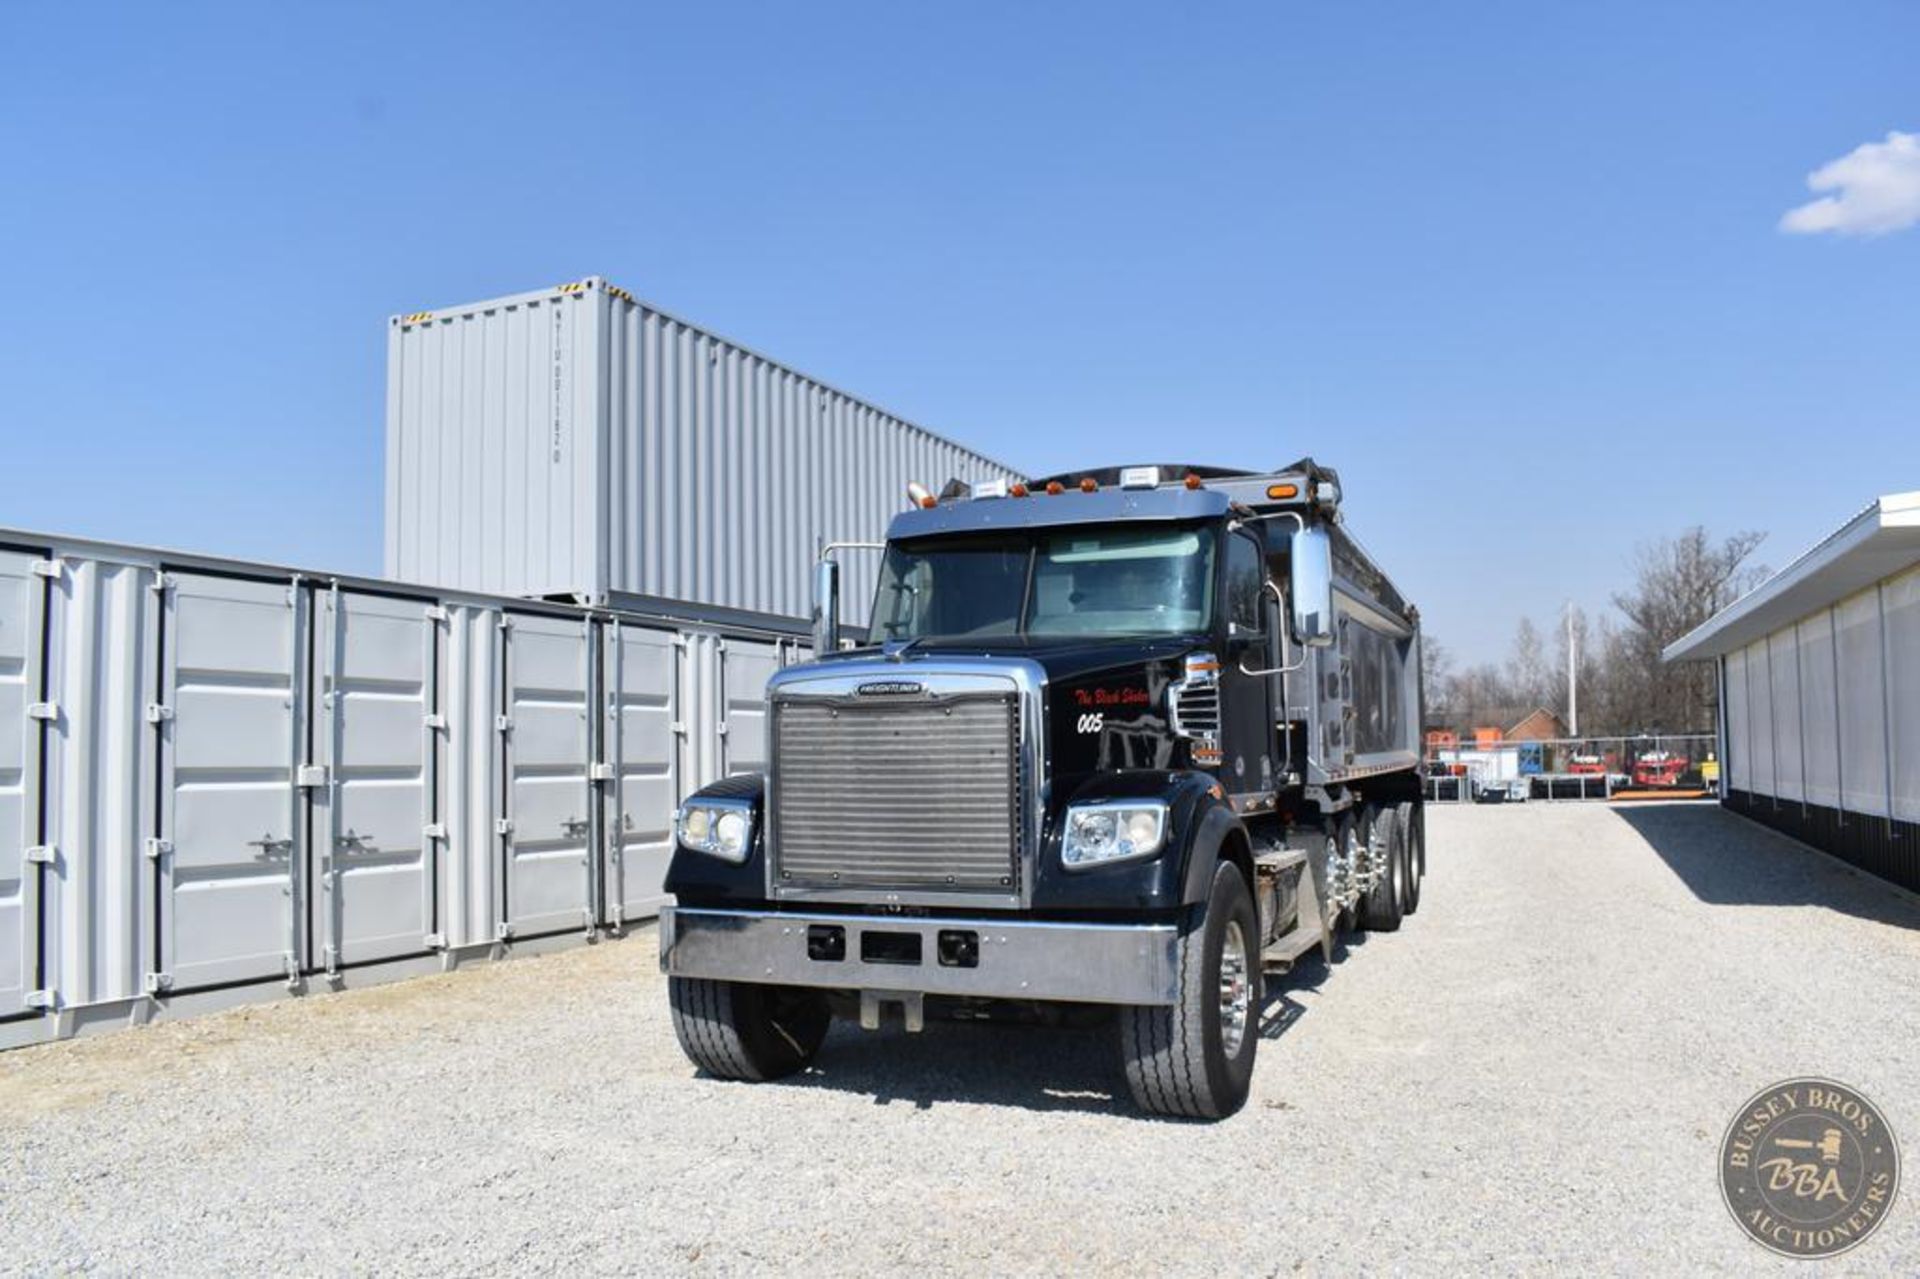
xmin=1261 ymin=918 xmax=1324 ymax=969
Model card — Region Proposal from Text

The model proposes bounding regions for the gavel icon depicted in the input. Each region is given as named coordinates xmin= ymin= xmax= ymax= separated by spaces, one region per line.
xmin=1773 ymin=1129 xmax=1844 ymax=1165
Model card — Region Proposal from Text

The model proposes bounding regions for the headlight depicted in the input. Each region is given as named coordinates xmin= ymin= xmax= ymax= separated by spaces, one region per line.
xmin=1061 ymin=800 xmax=1169 ymax=869
xmin=676 ymin=798 xmax=755 ymax=863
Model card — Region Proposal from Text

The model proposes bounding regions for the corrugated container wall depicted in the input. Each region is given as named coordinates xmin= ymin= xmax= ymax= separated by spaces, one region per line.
xmin=1 ymin=528 xmax=806 ymax=1051
xmin=386 ymin=279 xmax=1019 ymax=623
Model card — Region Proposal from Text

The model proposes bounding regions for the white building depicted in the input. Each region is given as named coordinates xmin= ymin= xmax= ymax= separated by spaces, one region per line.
xmin=1665 ymin=491 xmax=1920 ymax=892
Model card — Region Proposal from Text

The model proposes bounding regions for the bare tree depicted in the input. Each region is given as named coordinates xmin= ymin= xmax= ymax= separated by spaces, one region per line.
xmin=1506 ymin=617 xmax=1551 ymax=711
xmin=1421 ymin=635 xmax=1456 ymax=730
xmin=1610 ymin=527 xmax=1767 ymax=732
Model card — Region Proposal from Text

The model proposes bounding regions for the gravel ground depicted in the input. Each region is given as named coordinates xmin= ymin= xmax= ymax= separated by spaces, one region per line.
xmin=3 ymin=801 xmax=1918 ymax=1274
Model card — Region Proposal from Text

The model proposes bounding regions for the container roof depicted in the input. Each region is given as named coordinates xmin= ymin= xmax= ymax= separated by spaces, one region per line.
xmin=1663 ymin=490 xmax=1920 ymax=662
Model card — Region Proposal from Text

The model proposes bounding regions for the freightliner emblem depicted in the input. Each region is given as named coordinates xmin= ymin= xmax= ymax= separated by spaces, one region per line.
xmin=856 ymin=680 xmax=926 ymax=696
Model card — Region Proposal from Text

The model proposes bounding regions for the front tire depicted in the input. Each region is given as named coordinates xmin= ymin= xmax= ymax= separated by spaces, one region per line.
xmin=668 ymin=977 xmax=831 ymax=1081
xmin=1120 ymin=862 xmax=1259 ymax=1119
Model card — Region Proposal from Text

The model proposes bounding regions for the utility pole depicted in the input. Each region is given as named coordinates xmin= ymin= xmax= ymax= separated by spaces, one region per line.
xmin=1566 ymin=601 xmax=1579 ymax=737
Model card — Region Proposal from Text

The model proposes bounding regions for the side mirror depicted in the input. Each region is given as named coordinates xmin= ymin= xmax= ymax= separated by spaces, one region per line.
xmin=812 ymin=558 xmax=841 ymax=655
xmin=1290 ymin=526 xmax=1335 ymax=648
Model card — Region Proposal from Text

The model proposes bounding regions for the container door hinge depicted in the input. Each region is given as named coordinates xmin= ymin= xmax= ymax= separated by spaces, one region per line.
xmin=496 ymin=922 xmax=515 ymax=943
xmin=423 ymin=822 xmax=447 ymax=841
xmin=28 ymin=701 xmax=59 ymax=722
xmin=149 ymin=573 xmax=175 ymax=596
xmin=670 ymin=720 xmax=688 ymax=737
xmin=495 ymin=818 xmax=514 ymax=836
xmin=25 ymin=844 xmax=55 ymax=865
xmin=144 ymin=838 xmax=172 ymax=861
xmin=284 ymin=955 xmax=301 ymax=989
xmin=30 ymin=558 xmax=63 ymax=580
xmin=423 ymin=713 xmax=447 ymax=731
xmin=24 ymin=989 xmax=56 ymax=1010
xmin=423 ymin=932 xmax=446 ymax=949
xmin=497 ymin=616 xmax=514 ymax=634
xmin=144 ymin=972 xmax=174 ymax=996
xmin=297 ymin=764 xmax=329 ymax=788
xmin=495 ymin=715 xmax=513 ymax=733
xmin=589 ymin=762 xmax=615 ymax=782
xmin=424 ymin=605 xmax=448 ymax=622
xmin=716 ymin=722 xmax=730 ymax=737
xmin=145 ymin=703 xmax=172 ymax=724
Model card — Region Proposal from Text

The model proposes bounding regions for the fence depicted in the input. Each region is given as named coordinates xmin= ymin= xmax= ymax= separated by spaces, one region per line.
xmin=1420 ymin=733 xmax=1718 ymax=803
xmin=0 ymin=530 xmax=805 ymax=1048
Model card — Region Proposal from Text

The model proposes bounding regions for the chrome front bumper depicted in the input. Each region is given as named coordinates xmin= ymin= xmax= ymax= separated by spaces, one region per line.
xmin=659 ymin=907 xmax=1181 ymax=1006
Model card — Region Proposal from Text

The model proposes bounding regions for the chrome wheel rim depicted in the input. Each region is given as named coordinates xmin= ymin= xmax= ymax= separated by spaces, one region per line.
xmin=1218 ymin=920 xmax=1251 ymax=1056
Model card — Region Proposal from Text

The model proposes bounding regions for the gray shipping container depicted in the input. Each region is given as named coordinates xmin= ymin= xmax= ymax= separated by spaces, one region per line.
xmin=385 ymin=278 xmax=1019 ymax=624
xmin=0 ymin=526 xmax=805 ymax=1049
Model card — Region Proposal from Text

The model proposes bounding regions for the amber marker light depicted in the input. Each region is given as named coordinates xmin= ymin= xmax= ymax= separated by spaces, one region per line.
xmin=1078 ymin=477 xmax=1098 ymax=493
xmin=1184 ymin=473 xmax=1202 ymax=490
xmin=1045 ymin=480 xmax=1065 ymax=495
xmin=1010 ymin=482 xmax=1030 ymax=497
xmin=1266 ymin=483 xmax=1299 ymax=500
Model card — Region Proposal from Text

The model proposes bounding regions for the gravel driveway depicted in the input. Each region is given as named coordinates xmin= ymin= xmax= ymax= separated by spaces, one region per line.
xmin=3 ymin=802 xmax=1917 ymax=1273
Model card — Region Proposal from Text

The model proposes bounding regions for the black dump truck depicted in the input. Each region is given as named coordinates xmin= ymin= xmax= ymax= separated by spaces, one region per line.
xmin=660 ymin=461 xmax=1425 ymax=1118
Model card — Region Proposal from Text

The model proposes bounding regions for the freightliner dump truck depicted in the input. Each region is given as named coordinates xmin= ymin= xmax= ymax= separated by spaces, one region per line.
xmin=659 ymin=461 xmax=1426 ymax=1118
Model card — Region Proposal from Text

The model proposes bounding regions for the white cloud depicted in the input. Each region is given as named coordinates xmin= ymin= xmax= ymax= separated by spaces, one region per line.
xmin=1780 ymin=130 xmax=1920 ymax=236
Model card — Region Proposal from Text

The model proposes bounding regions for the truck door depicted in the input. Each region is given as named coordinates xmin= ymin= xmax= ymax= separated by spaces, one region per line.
xmin=1220 ymin=529 xmax=1277 ymax=800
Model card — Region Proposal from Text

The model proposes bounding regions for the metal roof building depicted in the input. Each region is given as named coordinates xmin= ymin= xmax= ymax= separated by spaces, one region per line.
xmin=1665 ymin=491 xmax=1920 ymax=892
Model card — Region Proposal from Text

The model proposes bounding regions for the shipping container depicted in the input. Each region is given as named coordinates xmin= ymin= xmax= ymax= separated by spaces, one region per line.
xmin=1666 ymin=490 xmax=1920 ymax=892
xmin=0 ymin=527 xmax=805 ymax=1050
xmin=385 ymin=278 xmax=1020 ymax=626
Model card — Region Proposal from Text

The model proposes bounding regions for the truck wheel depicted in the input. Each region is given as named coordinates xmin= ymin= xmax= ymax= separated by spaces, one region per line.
xmin=1335 ymin=814 xmax=1360 ymax=934
xmin=1396 ymin=801 xmax=1422 ymax=916
xmin=1120 ymin=862 xmax=1259 ymax=1119
xmin=1357 ymin=806 xmax=1404 ymax=932
xmin=668 ymin=977 xmax=831 ymax=1082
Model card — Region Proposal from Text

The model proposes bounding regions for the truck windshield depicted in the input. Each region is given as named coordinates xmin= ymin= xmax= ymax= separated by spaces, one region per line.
xmin=872 ymin=524 xmax=1215 ymax=642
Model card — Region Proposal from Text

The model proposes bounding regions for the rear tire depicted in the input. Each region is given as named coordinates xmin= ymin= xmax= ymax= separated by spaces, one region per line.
xmin=1335 ymin=813 xmax=1360 ymax=934
xmin=1357 ymin=805 xmax=1404 ymax=933
xmin=668 ymin=977 xmax=831 ymax=1081
xmin=1397 ymin=800 xmax=1422 ymax=916
xmin=1120 ymin=862 xmax=1259 ymax=1119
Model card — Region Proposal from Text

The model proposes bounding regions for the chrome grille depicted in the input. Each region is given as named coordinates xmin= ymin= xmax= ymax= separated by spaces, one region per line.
xmin=772 ymin=694 xmax=1019 ymax=892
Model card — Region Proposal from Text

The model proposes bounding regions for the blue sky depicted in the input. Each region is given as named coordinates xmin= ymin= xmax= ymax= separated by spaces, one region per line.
xmin=2 ymin=2 xmax=1915 ymax=662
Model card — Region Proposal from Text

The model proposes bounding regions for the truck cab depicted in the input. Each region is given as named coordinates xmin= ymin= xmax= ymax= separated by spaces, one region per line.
xmin=659 ymin=461 xmax=1426 ymax=1118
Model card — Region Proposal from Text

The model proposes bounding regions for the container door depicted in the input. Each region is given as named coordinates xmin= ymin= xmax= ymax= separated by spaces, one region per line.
xmin=157 ymin=572 xmax=302 ymax=992
xmin=604 ymin=622 xmax=680 ymax=925
xmin=719 ymin=637 xmax=784 ymax=778
xmin=0 ymin=550 xmax=48 ymax=1016
xmin=317 ymin=589 xmax=438 ymax=967
xmin=503 ymin=615 xmax=592 ymax=937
